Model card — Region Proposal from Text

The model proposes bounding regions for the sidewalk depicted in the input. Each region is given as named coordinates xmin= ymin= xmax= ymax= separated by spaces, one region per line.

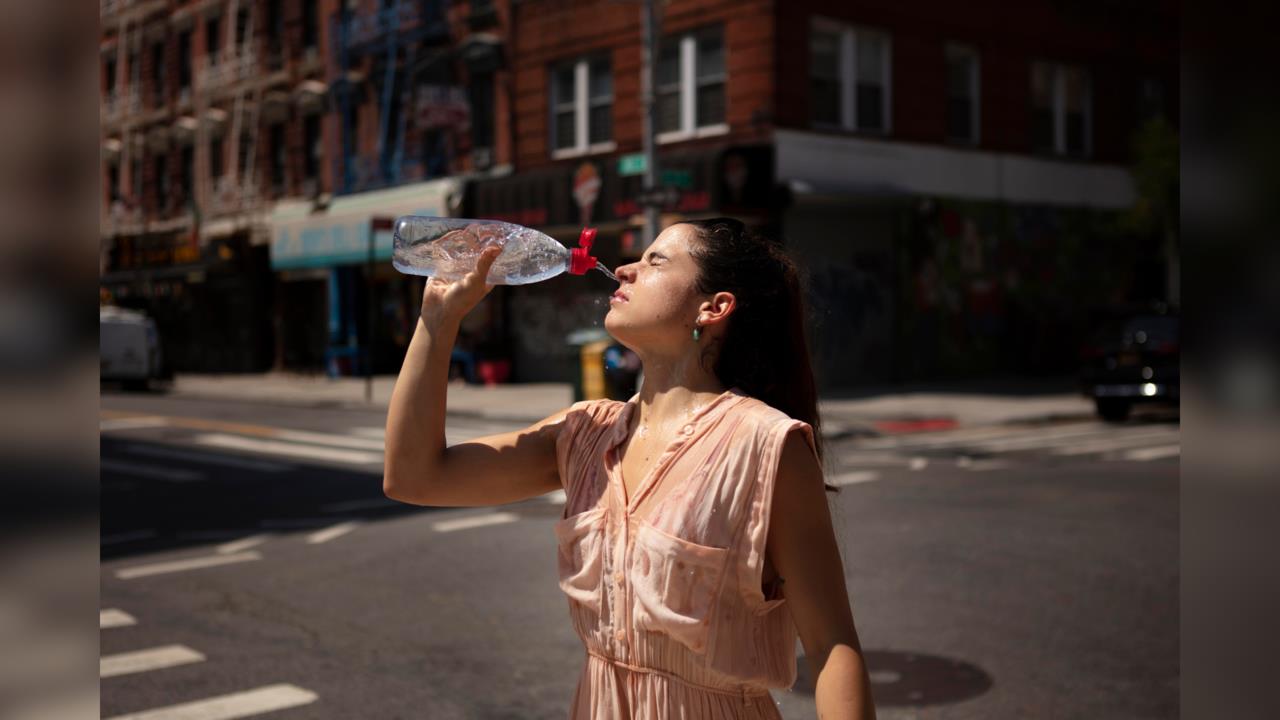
xmin=164 ymin=373 xmax=1093 ymax=438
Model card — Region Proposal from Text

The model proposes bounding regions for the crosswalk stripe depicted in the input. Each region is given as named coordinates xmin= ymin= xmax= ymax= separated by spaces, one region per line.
xmin=193 ymin=433 xmax=383 ymax=465
xmin=1122 ymin=445 xmax=1180 ymax=461
xmin=101 ymin=644 xmax=205 ymax=678
xmin=830 ymin=471 xmax=879 ymax=486
xmin=216 ymin=534 xmax=270 ymax=555
xmin=306 ymin=521 xmax=360 ymax=545
xmin=100 ymin=609 xmax=137 ymax=629
xmin=101 ymin=417 xmax=170 ymax=432
xmin=102 ymin=459 xmax=204 ymax=483
xmin=433 ymin=512 xmax=519 ymax=533
xmin=115 ymin=552 xmax=263 ymax=580
xmin=103 ymin=683 xmax=318 ymax=720
xmin=272 ymin=428 xmax=385 ymax=451
xmin=1053 ymin=430 xmax=1181 ymax=456
xmin=127 ymin=444 xmax=292 ymax=473
xmin=967 ymin=425 xmax=1142 ymax=453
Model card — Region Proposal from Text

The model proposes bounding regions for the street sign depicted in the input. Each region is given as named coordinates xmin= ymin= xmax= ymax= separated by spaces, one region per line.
xmin=636 ymin=187 xmax=680 ymax=208
xmin=660 ymin=169 xmax=692 ymax=189
xmin=618 ymin=153 xmax=648 ymax=176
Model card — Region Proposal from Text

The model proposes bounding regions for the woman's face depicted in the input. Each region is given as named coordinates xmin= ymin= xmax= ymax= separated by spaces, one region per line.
xmin=604 ymin=224 xmax=705 ymax=353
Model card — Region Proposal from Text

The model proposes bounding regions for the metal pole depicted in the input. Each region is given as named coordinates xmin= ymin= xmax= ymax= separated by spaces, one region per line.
xmin=640 ymin=0 xmax=660 ymax=249
xmin=366 ymin=222 xmax=375 ymax=403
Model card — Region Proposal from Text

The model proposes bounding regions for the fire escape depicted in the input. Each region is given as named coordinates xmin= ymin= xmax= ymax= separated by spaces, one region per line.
xmin=331 ymin=0 xmax=451 ymax=195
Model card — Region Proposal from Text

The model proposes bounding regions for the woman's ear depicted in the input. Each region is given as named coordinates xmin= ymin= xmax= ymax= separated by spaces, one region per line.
xmin=700 ymin=292 xmax=736 ymax=325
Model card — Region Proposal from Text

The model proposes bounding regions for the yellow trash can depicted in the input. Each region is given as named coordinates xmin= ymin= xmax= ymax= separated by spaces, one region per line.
xmin=581 ymin=339 xmax=610 ymax=400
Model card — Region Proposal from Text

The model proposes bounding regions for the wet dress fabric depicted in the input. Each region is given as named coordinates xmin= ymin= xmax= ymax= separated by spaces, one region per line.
xmin=553 ymin=388 xmax=817 ymax=719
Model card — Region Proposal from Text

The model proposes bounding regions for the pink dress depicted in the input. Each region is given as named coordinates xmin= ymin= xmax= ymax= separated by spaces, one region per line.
xmin=554 ymin=388 xmax=816 ymax=719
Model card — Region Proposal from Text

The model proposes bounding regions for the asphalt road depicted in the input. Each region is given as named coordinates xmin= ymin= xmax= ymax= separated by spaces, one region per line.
xmin=100 ymin=390 xmax=1179 ymax=719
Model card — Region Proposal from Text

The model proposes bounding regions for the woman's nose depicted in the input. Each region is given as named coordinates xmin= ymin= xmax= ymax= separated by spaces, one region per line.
xmin=614 ymin=264 xmax=636 ymax=282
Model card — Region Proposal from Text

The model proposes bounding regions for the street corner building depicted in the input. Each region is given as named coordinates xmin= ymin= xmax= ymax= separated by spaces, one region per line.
xmin=98 ymin=0 xmax=1179 ymax=389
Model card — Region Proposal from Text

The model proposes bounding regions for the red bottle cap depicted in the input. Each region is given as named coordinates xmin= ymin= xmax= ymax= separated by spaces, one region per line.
xmin=568 ymin=227 xmax=598 ymax=275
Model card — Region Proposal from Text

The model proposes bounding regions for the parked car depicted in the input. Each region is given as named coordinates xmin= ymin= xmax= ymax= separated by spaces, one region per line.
xmin=100 ymin=305 xmax=169 ymax=390
xmin=1079 ymin=306 xmax=1179 ymax=421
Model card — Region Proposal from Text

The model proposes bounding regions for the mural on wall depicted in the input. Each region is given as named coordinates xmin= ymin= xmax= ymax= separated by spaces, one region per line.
xmin=898 ymin=198 xmax=1141 ymax=379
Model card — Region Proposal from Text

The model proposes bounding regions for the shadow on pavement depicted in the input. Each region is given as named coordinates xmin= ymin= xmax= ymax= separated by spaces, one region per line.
xmin=100 ymin=436 xmax=455 ymax=561
xmin=795 ymin=649 xmax=993 ymax=708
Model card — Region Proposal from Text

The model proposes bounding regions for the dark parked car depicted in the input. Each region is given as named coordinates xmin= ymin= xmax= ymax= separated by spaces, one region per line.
xmin=1079 ymin=307 xmax=1179 ymax=421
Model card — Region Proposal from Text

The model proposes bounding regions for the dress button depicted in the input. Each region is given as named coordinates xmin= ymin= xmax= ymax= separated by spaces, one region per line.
xmin=682 ymin=424 xmax=694 ymax=435
xmin=614 ymin=571 xmax=624 ymax=584
xmin=615 ymin=629 xmax=626 ymax=643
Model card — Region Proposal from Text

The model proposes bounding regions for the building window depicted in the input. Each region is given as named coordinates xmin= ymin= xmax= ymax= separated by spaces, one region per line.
xmin=105 ymin=57 xmax=118 ymax=99
xmin=946 ymin=44 xmax=979 ymax=145
xmin=178 ymin=30 xmax=192 ymax=96
xmin=131 ymin=158 xmax=142 ymax=202
xmin=236 ymin=7 xmax=251 ymax=50
xmin=181 ymin=145 xmax=194 ymax=207
xmin=108 ymin=163 xmax=121 ymax=204
xmin=206 ymin=15 xmax=222 ymax=64
xmin=809 ymin=20 xmax=891 ymax=134
xmin=270 ymin=123 xmax=286 ymax=195
xmin=550 ymin=56 xmax=613 ymax=157
xmin=151 ymin=42 xmax=166 ymax=106
xmin=303 ymin=1 xmax=318 ymax=52
xmin=210 ymin=137 xmax=225 ymax=183
xmin=156 ymin=154 xmax=170 ymax=211
xmin=656 ymin=27 xmax=726 ymax=142
xmin=1031 ymin=61 xmax=1091 ymax=157
xmin=303 ymin=113 xmax=321 ymax=186
xmin=470 ymin=71 xmax=494 ymax=154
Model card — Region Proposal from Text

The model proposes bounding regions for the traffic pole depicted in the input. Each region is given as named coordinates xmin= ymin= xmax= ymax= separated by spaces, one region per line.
xmin=640 ymin=0 xmax=660 ymax=249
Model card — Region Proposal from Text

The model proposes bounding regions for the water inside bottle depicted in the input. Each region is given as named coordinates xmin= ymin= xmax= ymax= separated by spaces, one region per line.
xmin=396 ymin=222 xmax=569 ymax=285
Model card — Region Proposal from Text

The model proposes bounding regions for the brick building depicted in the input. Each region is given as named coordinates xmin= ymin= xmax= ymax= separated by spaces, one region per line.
xmin=469 ymin=0 xmax=1178 ymax=385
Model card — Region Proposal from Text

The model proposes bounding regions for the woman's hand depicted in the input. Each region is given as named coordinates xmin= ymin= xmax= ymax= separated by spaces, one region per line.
xmin=420 ymin=244 xmax=502 ymax=330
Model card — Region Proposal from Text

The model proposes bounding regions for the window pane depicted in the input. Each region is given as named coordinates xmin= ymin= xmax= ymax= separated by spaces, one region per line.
xmin=696 ymin=81 xmax=724 ymax=127
xmin=697 ymin=30 xmax=724 ymax=79
xmin=811 ymin=76 xmax=840 ymax=125
xmin=856 ymin=83 xmax=883 ymax=130
xmin=1030 ymin=62 xmax=1054 ymax=110
xmin=657 ymin=42 xmax=680 ymax=88
xmin=657 ymin=89 xmax=681 ymax=133
xmin=554 ymin=66 xmax=576 ymax=109
xmin=947 ymin=98 xmax=972 ymax=141
xmin=857 ymin=32 xmax=885 ymax=84
xmin=1063 ymin=66 xmax=1088 ymax=113
xmin=589 ymin=59 xmax=612 ymax=101
xmin=1065 ymin=111 xmax=1086 ymax=155
xmin=811 ymin=30 xmax=839 ymax=78
xmin=554 ymin=110 xmax=576 ymax=150
xmin=947 ymin=53 xmax=972 ymax=97
xmin=589 ymin=103 xmax=612 ymax=144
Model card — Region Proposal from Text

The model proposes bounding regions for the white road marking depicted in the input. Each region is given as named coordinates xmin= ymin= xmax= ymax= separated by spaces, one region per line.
xmin=216 ymin=534 xmax=270 ymax=554
xmin=272 ymin=428 xmax=385 ymax=451
xmin=830 ymin=471 xmax=879 ymax=486
xmin=103 ymin=683 xmax=318 ymax=720
xmin=102 ymin=529 xmax=157 ymax=545
xmin=433 ymin=512 xmax=519 ymax=533
xmin=968 ymin=425 xmax=1135 ymax=453
xmin=101 ymin=459 xmax=204 ymax=483
xmin=321 ymin=497 xmax=399 ymax=513
xmin=100 ymin=609 xmax=137 ymax=629
xmin=306 ymin=521 xmax=360 ymax=545
xmin=1122 ymin=445 xmax=1180 ymax=461
xmin=544 ymin=489 xmax=568 ymax=504
xmin=100 ymin=644 xmax=205 ymax=678
xmin=909 ymin=457 xmax=929 ymax=471
xmin=127 ymin=444 xmax=292 ymax=473
xmin=1052 ymin=429 xmax=1180 ymax=456
xmin=115 ymin=552 xmax=262 ymax=580
xmin=101 ymin=417 xmax=170 ymax=432
xmin=194 ymin=433 xmax=383 ymax=465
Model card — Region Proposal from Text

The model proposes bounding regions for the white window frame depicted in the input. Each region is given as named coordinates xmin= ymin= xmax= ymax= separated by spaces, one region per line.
xmin=1033 ymin=61 xmax=1092 ymax=158
xmin=945 ymin=43 xmax=980 ymax=145
xmin=657 ymin=29 xmax=729 ymax=144
xmin=811 ymin=18 xmax=892 ymax=134
xmin=551 ymin=57 xmax=615 ymax=159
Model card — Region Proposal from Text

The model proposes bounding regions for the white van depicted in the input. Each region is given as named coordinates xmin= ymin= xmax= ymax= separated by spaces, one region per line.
xmin=100 ymin=306 xmax=166 ymax=389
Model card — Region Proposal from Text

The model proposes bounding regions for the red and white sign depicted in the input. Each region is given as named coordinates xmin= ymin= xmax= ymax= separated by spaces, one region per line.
xmin=573 ymin=162 xmax=601 ymax=225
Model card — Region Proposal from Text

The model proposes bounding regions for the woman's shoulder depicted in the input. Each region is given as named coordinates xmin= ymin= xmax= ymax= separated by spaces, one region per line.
xmin=727 ymin=392 xmax=809 ymax=432
xmin=565 ymin=397 xmax=627 ymax=428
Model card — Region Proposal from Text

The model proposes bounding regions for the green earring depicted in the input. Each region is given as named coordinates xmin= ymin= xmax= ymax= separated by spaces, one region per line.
xmin=692 ymin=325 xmax=701 ymax=342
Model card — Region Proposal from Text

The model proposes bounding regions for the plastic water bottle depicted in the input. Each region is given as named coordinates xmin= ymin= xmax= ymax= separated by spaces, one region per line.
xmin=392 ymin=217 xmax=616 ymax=285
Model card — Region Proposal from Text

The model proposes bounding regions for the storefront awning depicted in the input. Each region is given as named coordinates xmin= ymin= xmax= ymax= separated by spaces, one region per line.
xmin=269 ymin=177 xmax=464 ymax=270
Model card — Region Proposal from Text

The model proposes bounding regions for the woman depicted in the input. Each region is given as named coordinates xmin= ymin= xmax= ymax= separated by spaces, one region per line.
xmin=385 ymin=218 xmax=875 ymax=719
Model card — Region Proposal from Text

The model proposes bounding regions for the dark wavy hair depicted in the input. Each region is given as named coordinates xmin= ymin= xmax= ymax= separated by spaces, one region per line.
xmin=681 ymin=218 xmax=829 ymax=479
